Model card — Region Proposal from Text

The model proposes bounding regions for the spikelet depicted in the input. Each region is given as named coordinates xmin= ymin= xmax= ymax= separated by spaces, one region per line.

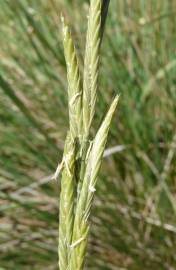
xmin=83 ymin=0 xmax=102 ymax=135
xmin=58 ymin=133 xmax=76 ymax=270
xmin=61 ymin=15 xmax=83 ymax=139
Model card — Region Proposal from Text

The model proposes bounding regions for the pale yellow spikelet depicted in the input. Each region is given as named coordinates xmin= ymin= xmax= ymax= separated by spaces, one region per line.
xmin=61 ymin=15 xmax=83 ymax=138
xmin=83 ymin=0 xmax=102 ymax=135
xmin=58 ymin=133 xmax=76 ymax=270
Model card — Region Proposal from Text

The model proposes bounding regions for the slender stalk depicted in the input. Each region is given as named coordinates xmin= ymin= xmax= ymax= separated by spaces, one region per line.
xmin=100 ymin=0 xmax=110 ymax=42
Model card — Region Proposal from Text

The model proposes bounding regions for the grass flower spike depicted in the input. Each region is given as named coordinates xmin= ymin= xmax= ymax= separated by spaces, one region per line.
xmin=58 ymin=1 xmax=119 ymax=270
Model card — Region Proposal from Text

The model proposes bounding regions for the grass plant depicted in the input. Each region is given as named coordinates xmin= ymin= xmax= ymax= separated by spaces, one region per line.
xmin=0 ymin=0 xmax=176 ymax=269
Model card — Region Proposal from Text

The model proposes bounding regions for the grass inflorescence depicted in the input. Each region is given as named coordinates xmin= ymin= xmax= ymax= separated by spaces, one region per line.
xmin=0 ymin=0 xmax=176 ymax=269
xmin=58 ymin=1 xmax=118 ymax=269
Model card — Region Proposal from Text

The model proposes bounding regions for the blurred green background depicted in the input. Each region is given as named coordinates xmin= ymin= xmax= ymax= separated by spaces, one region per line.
xmin=0 ymin=0 xmax=176 ymax=269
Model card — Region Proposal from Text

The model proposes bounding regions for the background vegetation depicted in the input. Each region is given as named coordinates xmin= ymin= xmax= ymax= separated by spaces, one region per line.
xmin=0 ymin=0 xmax=176 ymax=269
